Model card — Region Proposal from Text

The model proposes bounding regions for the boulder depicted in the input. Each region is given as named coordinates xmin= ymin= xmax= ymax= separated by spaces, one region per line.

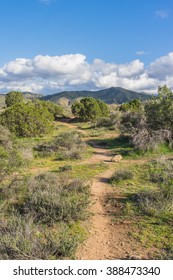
xmin=111 ymin=154 xmax=123 ymax=162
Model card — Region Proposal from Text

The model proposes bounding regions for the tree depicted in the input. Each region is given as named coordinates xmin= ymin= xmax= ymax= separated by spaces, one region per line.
xmin=32 ymin=100 xmax=64 ymax=120
xmin=121 ymin=85 xmax=173 ymax=151
xmin=145 ymin=85 xmax=173 ymax=132
xmin=120 ymin=99 xmax=142 ymax=112
xmin=71 ymin=97 xmax=109 ymax=121
xmin=5 ymin=91 xmax=24 ymax=107
xmin=0 ymin=103 xmax=53 ymax=137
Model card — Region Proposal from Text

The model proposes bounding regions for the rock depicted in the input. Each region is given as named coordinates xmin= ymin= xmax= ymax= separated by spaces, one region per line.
xmin=111 ymin=155 xmax=123 ymax=162
xmin=126 ymin=254 xmax=142 ymax=260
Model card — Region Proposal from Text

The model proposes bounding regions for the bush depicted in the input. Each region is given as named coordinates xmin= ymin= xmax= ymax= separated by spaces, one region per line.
xmin=5 ymin=91 xmax=23 ymax=107
xmin=131 ymin=128 xmax=172 ymax=151
xmin=0 ymin=126 xmax=24 ymax=182
xmin=95 ymin=110 xmax=122 ymax=130
xmin=0 ymin=102 xmax=53 ymax=137
xmin=71 ymin=97 xmax=109 ymax=121
xmin=35 ymin=131 xmax=86 ymax=160
xmin=136 ymin=158 xmax=173 ymax=216
xmin=0 ymin=214 xmax=86 ymax=259
xmin=120 ymin=86 xmax=173 ymax=152
xmin=110 ymin=169 xmax=133 ymax=183
xmin=121 ymin=109 xmax=173 ymax=151
xmin=120 ymin=99 xmax=142 ymax=112
xmin=14 ymin=173 xmax=90 ymax=224
xmin=136 ymin=188 xmax=173 ymax=216
xmin=148 ymin=157 xmax=173 ymax=184
xmin=32 ymin=100 xmax=64 ymax=120
xmin=59 ymin=165 xmax=72 ymax=172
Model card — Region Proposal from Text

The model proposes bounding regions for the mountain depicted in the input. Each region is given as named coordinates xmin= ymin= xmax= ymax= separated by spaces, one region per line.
xmin=41 ymin=87 xmax=152 ymax=104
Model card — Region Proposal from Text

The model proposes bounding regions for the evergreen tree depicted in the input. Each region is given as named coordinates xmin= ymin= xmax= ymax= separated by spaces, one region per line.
xmin=5 ymin=91 xmax=24 ymax=107
xmin=71 ymin=97 xmax=109 ymax=121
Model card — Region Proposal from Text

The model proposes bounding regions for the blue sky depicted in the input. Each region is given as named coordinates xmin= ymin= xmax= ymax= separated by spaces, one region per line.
xmin=0 ymin=0 xmax=173 ymax=94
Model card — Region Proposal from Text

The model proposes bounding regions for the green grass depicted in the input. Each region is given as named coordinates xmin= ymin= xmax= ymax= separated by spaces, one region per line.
xmin=70 ymin=162 xmax=108 ymax=180
xmin=130 ymin=217 xmax=173 ymax=250
xmin=108 ymin=161 xmax=173 ymax=259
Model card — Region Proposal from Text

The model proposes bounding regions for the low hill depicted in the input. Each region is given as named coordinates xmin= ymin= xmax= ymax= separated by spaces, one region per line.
xmin=0 ymin=92 xmax=42 ymax=110
xmin=41 ymin=87 xmax=152 ymax=104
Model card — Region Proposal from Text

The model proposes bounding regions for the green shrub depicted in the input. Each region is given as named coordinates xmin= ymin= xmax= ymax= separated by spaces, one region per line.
xmin=0 ymin=126 xmax=24 ymax=182
xmin=110 ymin=169 xmax=133 ymax=183
xmin=32 ymin=99 xmax=64 ymax=120
xmin=71 ymin=97 xmax=109 ymax=121
xmin=136 ymin=158 xmax=173 ymax=216
xmin=120 ymin=99 xmax=142 ymax=112
xmin=59 ymin=165 xmax=72 ymax=172
xmin=136 ymin=188 xmax=173 ymax=216
xmin=0 ymin=102 xmax=53 ymax=137
xmin=148 ymin=157 xmax=173 ymax=185
xmin=5 ymin=91 xmax=23 ymax=107
xmin=35 ymin=131 xmax=86 ymax=160
xmin=14 ymin=173 xmax=90 ymax=224
xmin=0 ymin=214 xmax=86 ymax=259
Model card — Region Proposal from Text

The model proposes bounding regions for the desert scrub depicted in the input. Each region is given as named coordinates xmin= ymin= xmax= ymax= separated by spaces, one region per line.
xmin=110 ymin=169 xmax=133 ymax=184
xmin=35 ymin=130 xmax=86 ymax=160
xmin=0 ymin=214 xmax=86 ymax=260
xmin=0 ymin=125 xmax=25 ymax=182
xmin=10 ymin=173 xmax=90 ymax=224
xmin=148 ymin=156 xmax=173 ymax=184
xmin=59 ymin=165 xmax=72 ymax=172
xmin=135 ymin=157 xmax=173 ymax=217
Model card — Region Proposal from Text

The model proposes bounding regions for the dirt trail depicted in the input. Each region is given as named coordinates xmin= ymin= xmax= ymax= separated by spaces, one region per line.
xmin=77 ymin=152 xmax=115 ymax=260
xmin=62 ymin=121 xmax=153 ymax=260
xmin=76 ymin=145 xmax=150 ymax=260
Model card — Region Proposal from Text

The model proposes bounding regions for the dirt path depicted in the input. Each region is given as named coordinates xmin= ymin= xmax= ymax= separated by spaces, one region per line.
xmin=76 ymin=146 xmax=151 ymax=260
xmin=61 ymin=121 xmax=154 ymax=260
xmin=77 ymin=153 xmax=115 ymax=259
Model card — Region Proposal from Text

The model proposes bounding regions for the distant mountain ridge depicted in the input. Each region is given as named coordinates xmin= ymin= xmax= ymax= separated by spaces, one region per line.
xmin=41 ymin=87 xmax=152 ymax=104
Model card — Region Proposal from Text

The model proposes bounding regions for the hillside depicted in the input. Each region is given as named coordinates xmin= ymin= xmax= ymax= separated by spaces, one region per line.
xmin=41 ymin=87 xmax=152 ymax=104
xmin=0 ymin=92 xmax=42 ymax=110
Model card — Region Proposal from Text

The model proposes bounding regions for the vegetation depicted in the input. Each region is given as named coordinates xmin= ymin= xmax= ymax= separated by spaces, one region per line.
xmin=110 ymin=169 xmax=133 ymax=183
xmin=32 ymin=99 xmax=64 ymax=120
xmin=1 ymin=84 xmax=173 ymax=260
xmin=121 ymin=85 xmax=173 ymax=152
xmin=35 ymin=131 xmax=86 ymax=160
xmin=5 ymin=91 xmax=24 ymax=107
xmin=120 ymin=98 xmax=142 ymax=112
xmin=136 ymin=157 xmax=173 ymax=216
xmin=0 ymin=102 xmax=53 ymax=137
xmin=71 ymin=97 xmax=109 ymax=121
xmin=0 ymin=171 xmax=90 ymax=259
xmin=0 ymin=125 xmax=23 ymax=182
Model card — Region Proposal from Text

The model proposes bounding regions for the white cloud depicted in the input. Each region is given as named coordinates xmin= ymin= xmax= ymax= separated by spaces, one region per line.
xmin=155 ymin=10 xmax=169 ymax=19
xmin=136 ymin=50 xmax=147 ymax=56
xmin=0 ymin=52 xmax=173 ymax=94
xmin=118 ymin=60 xmax=144 ymax=78
xmin=148 ymin=52 xmax=173 ymax=80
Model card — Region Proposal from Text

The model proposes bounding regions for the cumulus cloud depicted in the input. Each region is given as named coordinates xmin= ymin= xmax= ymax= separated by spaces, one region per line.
xmin=148 ymin=52 xmax=173 ymax=80
xmin=0 ymin=52 xmax=173 ymax=94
